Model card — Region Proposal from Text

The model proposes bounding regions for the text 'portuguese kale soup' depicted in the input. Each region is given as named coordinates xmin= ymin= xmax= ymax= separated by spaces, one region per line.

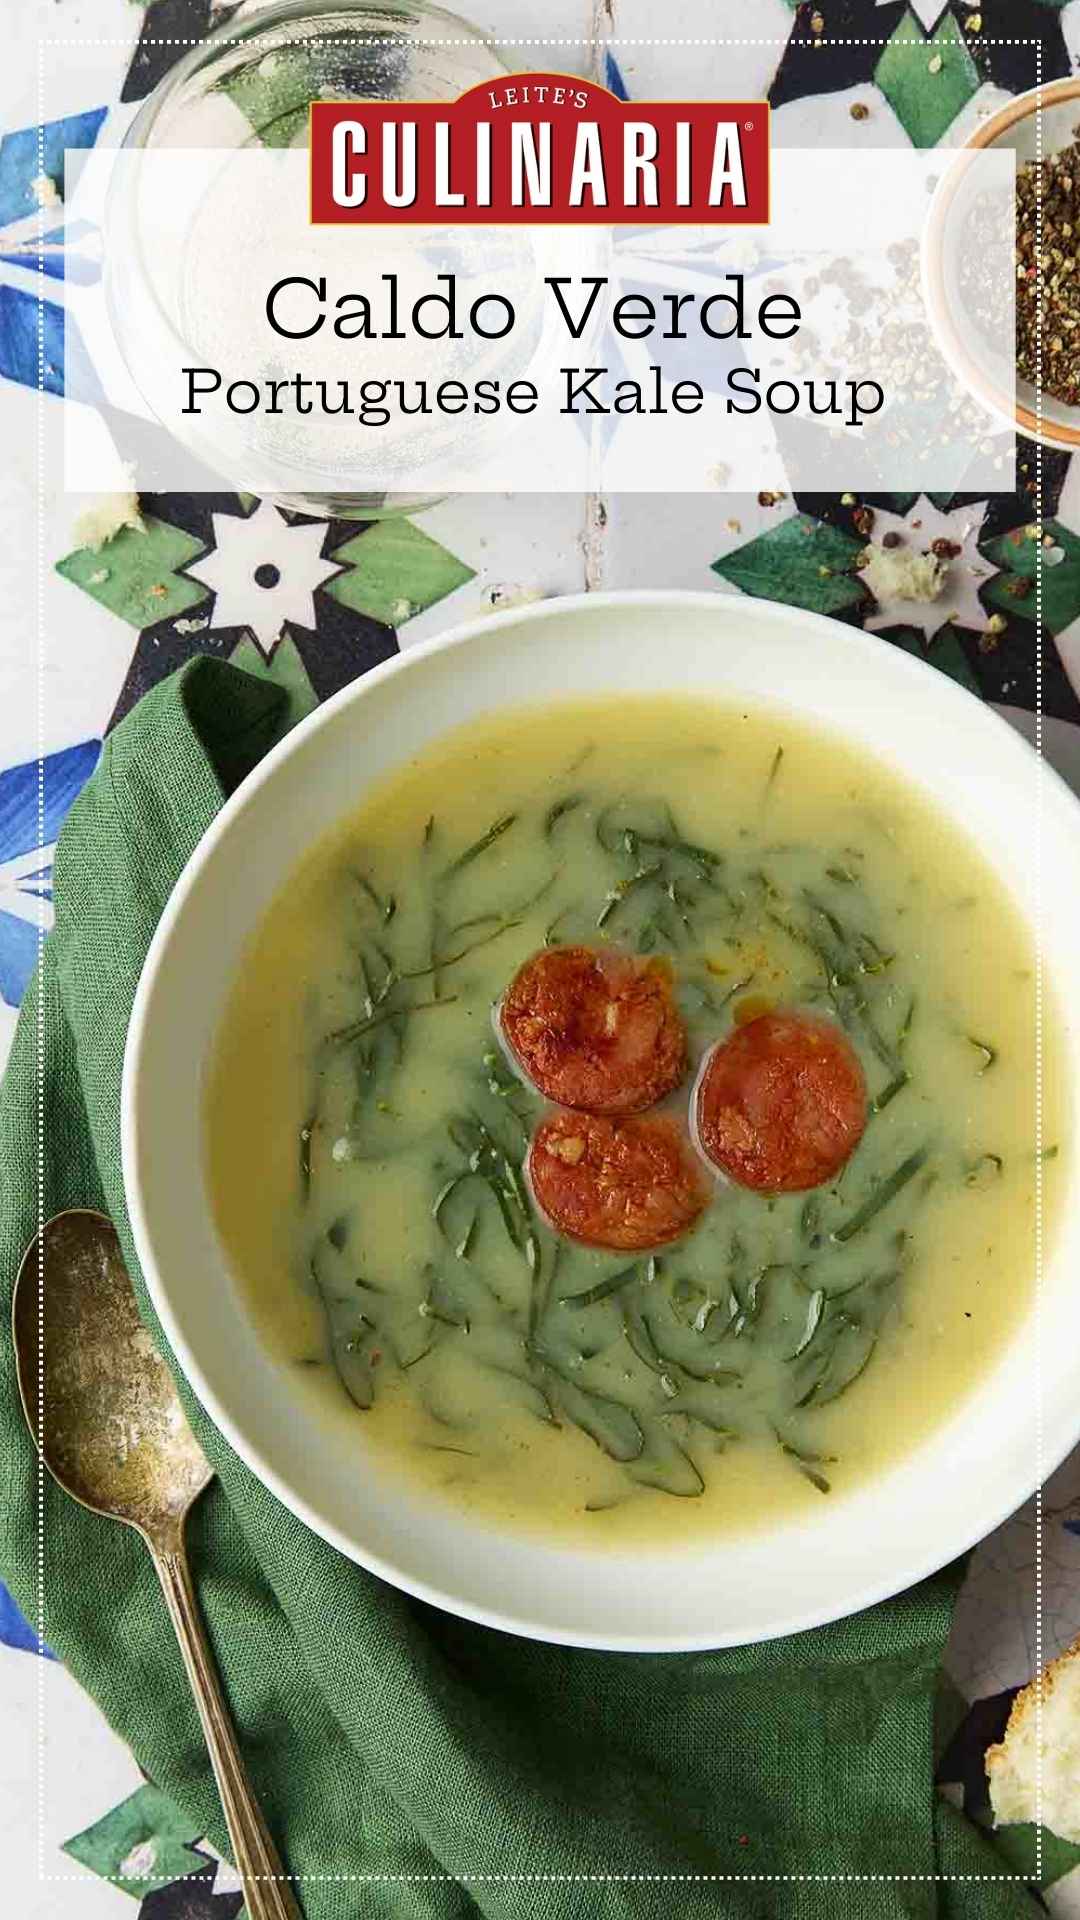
xmin=206 ymin=695 xmax=1061 ymax=1544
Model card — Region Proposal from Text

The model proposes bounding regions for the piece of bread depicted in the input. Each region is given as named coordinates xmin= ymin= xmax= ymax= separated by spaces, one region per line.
xmin=986 ymin=1634 xmax=1080 ymax=1843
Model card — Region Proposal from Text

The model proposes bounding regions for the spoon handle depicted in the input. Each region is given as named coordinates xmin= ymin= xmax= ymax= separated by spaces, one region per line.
xmin=152 ymin=1543 xmax=304 ymax=1920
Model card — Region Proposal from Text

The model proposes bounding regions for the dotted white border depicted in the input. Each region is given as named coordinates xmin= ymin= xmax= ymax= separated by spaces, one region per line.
xmin=35 ymin=32 xmax=48 ymax=1897
xmin=1033 ymin=51 xmax=1045 ymax=1897
xmin=27 ymin=37 xmax=1065 ymax=48
xmin=32 ymin=24 xmax=1048 ymax=1892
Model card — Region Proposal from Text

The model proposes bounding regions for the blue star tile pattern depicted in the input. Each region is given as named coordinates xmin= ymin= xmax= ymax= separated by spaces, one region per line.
xmin=0 ymin=281 xmax=64 ymax=395
xmin=0 ymin=1577 xmax=52 ymax=1657
xmin=0 ymin=255 xmax=105 ymax=401
xmin=0 ymin=108 xmax=107 ymax=226
xmin=0 ymin=104 xmax=110 ymax=398
xmin=0 ymin=739 xmax=100 ymax=1008
xmin=603 ymin=50 xmax=630 ymax=101
xmin=0 ymin=219 xmax=102 ymax=288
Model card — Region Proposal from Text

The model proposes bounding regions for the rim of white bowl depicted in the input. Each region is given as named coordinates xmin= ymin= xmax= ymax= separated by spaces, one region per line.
xmin=121 ymin=588 xmax=1080 ymax=1651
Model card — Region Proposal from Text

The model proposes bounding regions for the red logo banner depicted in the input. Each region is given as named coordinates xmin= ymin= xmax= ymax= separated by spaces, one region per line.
xmin=309 ymin=73 xmax=769 ymax=226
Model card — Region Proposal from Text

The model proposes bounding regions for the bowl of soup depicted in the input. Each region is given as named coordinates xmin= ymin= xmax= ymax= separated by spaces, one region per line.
xmin=121 ymin=591 xmax=1079 ymax=1649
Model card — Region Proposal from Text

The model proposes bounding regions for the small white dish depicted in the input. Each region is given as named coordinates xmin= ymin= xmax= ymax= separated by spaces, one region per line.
xmin=924 ymin=78 xmax=1080 ymax=452
xmin=122 ymin=591 xmax=1080 ymax=1650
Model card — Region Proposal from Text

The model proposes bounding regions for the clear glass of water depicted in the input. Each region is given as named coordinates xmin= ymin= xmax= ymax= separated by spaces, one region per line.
xmin=107 ymin=0 xmax=508 ymax=518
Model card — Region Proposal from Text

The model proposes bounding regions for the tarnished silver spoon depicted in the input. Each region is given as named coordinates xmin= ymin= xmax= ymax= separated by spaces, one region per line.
xmin=12 ymin=1209 xmax=303 ymax=1920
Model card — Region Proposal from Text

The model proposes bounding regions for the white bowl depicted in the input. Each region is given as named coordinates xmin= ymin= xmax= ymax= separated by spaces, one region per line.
xmin=121 ymin=592 xmax=1080 ymax=1651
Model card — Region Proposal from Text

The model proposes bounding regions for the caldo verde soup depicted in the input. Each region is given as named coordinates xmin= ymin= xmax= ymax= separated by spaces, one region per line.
xmin=207 ymin=696 xmax=1060 ymax=1542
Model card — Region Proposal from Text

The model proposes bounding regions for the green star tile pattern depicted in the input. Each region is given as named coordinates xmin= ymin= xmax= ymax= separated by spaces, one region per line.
xmin=883 ymin=623 xmax=981 ymax=695
xmin=230 ymin=630 xmax=320 ymax=732
xmin=874 ymin=10 xmax=980 ymax=149
xmin=56 ymin=516 xmax=208 ymax=629
xmin=981 ymin=519 xmax=1080 ymax=635
xmin=62 ymin=1783 xmax=208 ymax=1898
xmin=711 ymin=514 xmax=868 ymax=616
xmin=218 ymin=48 xmax=320 ymax=148
xmin=325 ymin=519 xmax=474 ymax=625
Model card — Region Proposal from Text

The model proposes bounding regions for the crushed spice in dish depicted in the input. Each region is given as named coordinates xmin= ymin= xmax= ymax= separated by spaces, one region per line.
xmin=1016 ymin=134 xmax=1080 ymax=406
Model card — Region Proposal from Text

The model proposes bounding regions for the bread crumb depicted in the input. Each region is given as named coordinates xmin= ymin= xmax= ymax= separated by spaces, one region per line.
xmin=987 ymin=1635 xmax=1080 ymax=1843
xmin=486 ymin=583 xmax=544 ymax=613
xmin=31 ymin=172 xmax=62 ymax=210
xmin=860 ymin=542 xmax=946 ymax=605
xmin=73 ymin=492 xmax=144 ymax=552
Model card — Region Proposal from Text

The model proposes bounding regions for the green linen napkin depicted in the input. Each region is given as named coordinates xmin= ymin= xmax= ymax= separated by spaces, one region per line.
xmin=0 ymin=658 xmax=1040 ymax=1919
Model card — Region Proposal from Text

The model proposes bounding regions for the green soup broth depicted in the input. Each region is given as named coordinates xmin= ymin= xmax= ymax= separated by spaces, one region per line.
xmin=205 ymin=694 xmax=1062 ymax=1545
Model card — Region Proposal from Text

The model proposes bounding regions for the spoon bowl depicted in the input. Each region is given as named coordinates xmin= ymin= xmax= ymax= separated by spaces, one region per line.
xmin=12 ymin=1208 xmax=210 ymax=1544
xmin=12 ymin=1208 xmax=302 ymax=1919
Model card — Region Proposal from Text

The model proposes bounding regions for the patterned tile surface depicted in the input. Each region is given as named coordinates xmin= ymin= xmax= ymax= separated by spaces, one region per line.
xmin=5 ymin=0 xmax=1080 ymax=1911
